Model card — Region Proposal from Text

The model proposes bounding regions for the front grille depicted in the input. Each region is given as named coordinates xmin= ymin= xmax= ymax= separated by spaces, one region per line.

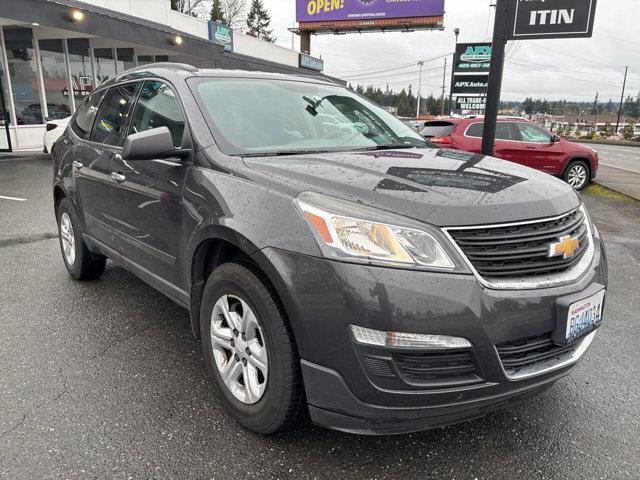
xmin=392 ymin=350 xmax=483 ymax=387
xmin=448 ymin=209 xmax=589 ymax=279
xmin=496 ymin=333 xmax=578 ymax=374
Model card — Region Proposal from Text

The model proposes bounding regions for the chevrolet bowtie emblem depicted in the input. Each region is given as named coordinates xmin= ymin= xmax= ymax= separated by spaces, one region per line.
xmin=548 ymin=235 xmax=580 ymax=259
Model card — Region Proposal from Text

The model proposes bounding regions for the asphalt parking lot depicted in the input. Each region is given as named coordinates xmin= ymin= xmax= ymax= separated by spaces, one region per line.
xmin=1 ymin=154 xmax=639 ymax=479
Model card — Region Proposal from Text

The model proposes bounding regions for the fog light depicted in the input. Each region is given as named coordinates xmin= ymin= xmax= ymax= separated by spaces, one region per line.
xmin=350 ymin=325 xmax=472 ymax=349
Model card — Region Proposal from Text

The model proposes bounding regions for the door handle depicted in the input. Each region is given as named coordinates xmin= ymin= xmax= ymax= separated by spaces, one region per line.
xmin=110 ymin=172 xmax=126 ymax=183
xmin=525 ymin=145 xmax=537 ymax=149
xmin=72 ymin=160 xmax=83 ymax=169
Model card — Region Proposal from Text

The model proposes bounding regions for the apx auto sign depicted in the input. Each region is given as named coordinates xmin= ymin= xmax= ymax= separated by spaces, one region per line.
xmin=452 ymin=75 xmax=489 ymax=95
xmin=454 ymin=43 xmax=492 ymax=74
xmin=509 ymin=0 xmax=598 ymax=40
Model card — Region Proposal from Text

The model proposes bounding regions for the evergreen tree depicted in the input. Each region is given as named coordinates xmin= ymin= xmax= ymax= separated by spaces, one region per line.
xmin=210 ymin=0 xmax=226 ymax=23
xmin=246 ymin=0 xmax=275 ymax=43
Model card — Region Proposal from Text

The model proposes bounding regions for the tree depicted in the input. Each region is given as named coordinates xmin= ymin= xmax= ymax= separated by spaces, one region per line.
xmin=601 ymin=122 xmax=614 ymax=138
xmin=210 ymin=0 xmax=225 ymax=23
xmin=171 ymin=0 xmax=208 ymax=16
xmin=621 ymin=122 xmax=636 ymax=141
xmin=246 ymin=0 xmax=275 ymax=42
xmin=222 ymin=0 xmax=247 ymax=29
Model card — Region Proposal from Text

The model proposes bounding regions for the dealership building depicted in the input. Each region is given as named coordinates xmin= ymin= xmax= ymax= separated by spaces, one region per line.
xmin=0 ymin=0 xmax=328 ymax=151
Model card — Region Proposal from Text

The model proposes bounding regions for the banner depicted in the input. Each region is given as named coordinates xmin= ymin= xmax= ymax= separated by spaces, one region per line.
xmin=296 ymin=0 xmax=445 ymax=23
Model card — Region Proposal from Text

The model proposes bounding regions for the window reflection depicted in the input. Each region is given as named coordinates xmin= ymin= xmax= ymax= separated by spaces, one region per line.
xmin=116 ymin=48 xmax=135 ymax=72
xmin=38 ymin=39 xmax=72 ymax=120
xmin=67 ymin=39 xmax=94 ymax=102
xmin=3 ymin=27 xmax=41 ymax=125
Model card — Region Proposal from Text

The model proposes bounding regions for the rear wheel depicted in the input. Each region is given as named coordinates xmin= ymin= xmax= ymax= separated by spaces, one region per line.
xmin=57 ymin=198 xmax=106 ymax=280
xmin=200 ymin=262 xmax=305 ymax=434
xmin=564 ymin=160 xmax=590 ymax=191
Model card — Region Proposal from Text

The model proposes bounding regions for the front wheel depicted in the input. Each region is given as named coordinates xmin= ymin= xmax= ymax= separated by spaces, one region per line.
xmin=564 ymin=160 xmax=590 ymax=191
xmin=200 ymin=262 xmax=305 ymax=434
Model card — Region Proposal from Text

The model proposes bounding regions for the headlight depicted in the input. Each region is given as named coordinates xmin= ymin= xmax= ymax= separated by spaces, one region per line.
xmin=295 ymin=192 xmax=464 ymax=271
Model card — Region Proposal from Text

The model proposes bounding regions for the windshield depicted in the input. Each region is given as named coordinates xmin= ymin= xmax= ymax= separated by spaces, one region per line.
xmin=190 ymin=78 xmax=429 ymax=155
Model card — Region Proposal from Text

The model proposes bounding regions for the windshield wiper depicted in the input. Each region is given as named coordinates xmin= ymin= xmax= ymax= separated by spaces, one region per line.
xmin=368 ymin=144 xmax=417 ymax=150
xmin=241 ymin=149 xmax=331 ymax=157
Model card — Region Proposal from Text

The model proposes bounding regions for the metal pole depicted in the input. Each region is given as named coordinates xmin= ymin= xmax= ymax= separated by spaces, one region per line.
xmin=615 ymin=66 xmax=628 ymax=133
xmin=441 ymin=57 xmax=447 ymax=115
xmin=416 ymin=61 xmax=424 ymax=119
xmin=448 ymin=28 xmax=460 ymax=115
xmin=593 ymin=92 xmax=598 ymax=132
xmin=481 ymin=0 xmax=510 ymax=156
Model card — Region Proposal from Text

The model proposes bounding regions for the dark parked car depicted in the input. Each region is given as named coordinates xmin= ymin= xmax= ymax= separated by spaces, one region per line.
xmin=419 ymin=117 xmax=599 ymax=190
xmin=52 ymin=65 xmax=608 ymax=435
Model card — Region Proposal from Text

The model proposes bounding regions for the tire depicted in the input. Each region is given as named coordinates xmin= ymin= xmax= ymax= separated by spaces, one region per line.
xmin=564 ymin=160 xmax=590 ymax=191
xmin=57 ymin=197 xmax=106 ymax=280
xmin=200 ymin=261 xmax=305 ymax=434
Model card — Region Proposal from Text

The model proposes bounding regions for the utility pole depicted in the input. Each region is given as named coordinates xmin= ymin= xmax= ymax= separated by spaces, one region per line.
xmin=593 ymin=92 xmax=599 ymax=132
xmin=441 ymin=57 xmax=447 ymax=116
xmin=481 ymin=0 xmax=509 ymax=156
xmin=615 ymin=66 xmax=629 ymax=134
xmin=416 ymin=61 xmax=424 ymax=119
xmin=448 ymin=28 xmax=460 ymax=115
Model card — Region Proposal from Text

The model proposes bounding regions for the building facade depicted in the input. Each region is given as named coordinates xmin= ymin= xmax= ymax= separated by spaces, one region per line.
xmin=0 ymin=0 xmax=328 ymax=151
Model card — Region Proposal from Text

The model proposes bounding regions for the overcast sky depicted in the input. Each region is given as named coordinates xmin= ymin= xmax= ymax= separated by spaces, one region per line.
xmin=253 ymin=0 xmax=639 ymax=102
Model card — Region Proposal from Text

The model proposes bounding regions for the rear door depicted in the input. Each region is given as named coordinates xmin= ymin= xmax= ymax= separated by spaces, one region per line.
xmin=514 ymin=122 xmax=565 ymax=173
xmin=73 ymin=83 xmax=138 ymax=247
xmin=462 ymin=122 xmax=524 ymax=163
xmin=110 ymin=80 xmax=191 ymax=287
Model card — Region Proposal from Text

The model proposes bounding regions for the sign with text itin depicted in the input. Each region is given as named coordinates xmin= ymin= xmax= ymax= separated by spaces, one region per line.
xmin=508 ymin=0 xmax=597 ymax=40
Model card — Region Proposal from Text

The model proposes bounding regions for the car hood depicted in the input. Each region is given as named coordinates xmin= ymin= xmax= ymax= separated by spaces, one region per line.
xmin=242 ymin=148 xmax=581 ymax=227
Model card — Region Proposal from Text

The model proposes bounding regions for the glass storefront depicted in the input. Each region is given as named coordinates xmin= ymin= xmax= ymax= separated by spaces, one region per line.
xmin=0 ymin=25 xmax=175 ymax=140
xmin=116 ymin=48 xmax=135 ymax=72
xmin=94 ymin=48 xmax=116 ymax=87
xmin=38 ymin=39 xmax=72 ymax=120
xmin=3 ymin=27 xmax=41 ymax=125
xmin=67 ymin=38 xmax=94 ymax=103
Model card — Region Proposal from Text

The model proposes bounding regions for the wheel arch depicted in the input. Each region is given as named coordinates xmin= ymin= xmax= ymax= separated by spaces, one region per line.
xmin=188 ymin=228 xmax=299 ymax=344
xmin=563 ymin=156 xmax=592 ymax=177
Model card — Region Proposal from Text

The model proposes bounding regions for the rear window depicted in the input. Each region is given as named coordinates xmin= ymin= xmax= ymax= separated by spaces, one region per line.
xmin=420 ymin=122 xmax=454 ymax=138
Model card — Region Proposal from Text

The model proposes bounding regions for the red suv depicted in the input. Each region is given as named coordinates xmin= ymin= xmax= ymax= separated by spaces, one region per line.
xmin=419 ymin=117 xmax=598 ymax=190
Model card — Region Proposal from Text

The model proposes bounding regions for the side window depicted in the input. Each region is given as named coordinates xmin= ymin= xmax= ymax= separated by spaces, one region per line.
xmin=465 ymin=123 xmax=483 ymax=138
xmin=128 ymin=81 xmax=186 ymax=148
xmin=71 ymin=90 xmax=106 ymax=140
xmin=90 ymin=83 xmax=138 ymax=146
xmin=496 ymin=123 xmax=517 ymax=141
xmin=466 ymin=122 xmax=517 ymax=140
xmin=517 ymin=123 xmax=552 ymax=143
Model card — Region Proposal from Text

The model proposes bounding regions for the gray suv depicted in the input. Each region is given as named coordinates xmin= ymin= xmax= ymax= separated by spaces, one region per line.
xmin=52 ymin=64 xmax=608 ymax=435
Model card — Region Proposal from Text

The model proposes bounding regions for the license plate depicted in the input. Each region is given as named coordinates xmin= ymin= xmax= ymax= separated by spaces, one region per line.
xmin=566 ymin=290 xmax=605 ymax=343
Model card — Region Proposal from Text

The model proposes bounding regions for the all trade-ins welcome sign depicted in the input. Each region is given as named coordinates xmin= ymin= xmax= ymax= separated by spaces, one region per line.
xmin=296 ymin=0 xmax=445 ymax=22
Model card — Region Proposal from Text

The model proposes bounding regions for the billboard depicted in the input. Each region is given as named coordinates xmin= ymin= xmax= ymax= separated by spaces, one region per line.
xmin=208 ymin=21 xmax=233 ymax=52
xmin=296 ymin=0 xmax=445 ymax=23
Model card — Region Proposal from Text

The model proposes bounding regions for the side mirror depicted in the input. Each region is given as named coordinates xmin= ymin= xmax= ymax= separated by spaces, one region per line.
xmin=550 ymin=134 xmax=560 ymax=143
xmin=122 ymin=127 xmax=190 ymax=160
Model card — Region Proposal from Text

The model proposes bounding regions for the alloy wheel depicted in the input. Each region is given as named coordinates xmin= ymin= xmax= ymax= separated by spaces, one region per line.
xmin=567 ymin=164 xmax=588 ymax=189
xmin=210 ymin=294 xmax=268 ymax=404
xmin=60 ymin=212 xmax=76 ymax=266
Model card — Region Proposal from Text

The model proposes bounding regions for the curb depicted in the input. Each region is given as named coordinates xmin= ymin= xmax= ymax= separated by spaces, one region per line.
xmin=591 ymin=181 xmax=640 ymax=202
xmin=577 ymin=139 xmax=640 ymax=148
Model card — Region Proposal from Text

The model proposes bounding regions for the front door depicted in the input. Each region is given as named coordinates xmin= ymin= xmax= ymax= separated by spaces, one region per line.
xmin=515 ymin=122 xmax=565 ymax=173
xmin=110 ymin=80 xmax=190 ymax=287
xmin=74 ymin=83 xmax=138 ymax=248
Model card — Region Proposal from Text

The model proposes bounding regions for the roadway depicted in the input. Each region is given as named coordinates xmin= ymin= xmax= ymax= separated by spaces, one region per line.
xmin=1 ymin=155 xmax=639 ymax=479
xmin=581 ymin=142 xmax=640 ymax=199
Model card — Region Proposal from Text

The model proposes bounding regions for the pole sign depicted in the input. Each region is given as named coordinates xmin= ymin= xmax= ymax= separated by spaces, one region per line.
xmin=454 ymin=43 xmax=492 ymax=74
xmin=508 ymin=0 xmax=597 ymax=40
xmin=452 ymin=75 xmax=489 ymax=95
xmin=455 ymin=96 xmax=487 ymax=111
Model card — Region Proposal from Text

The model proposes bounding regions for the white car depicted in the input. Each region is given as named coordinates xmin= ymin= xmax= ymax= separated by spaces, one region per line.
xmin=44 ymin=117 xmax=71 ymax=154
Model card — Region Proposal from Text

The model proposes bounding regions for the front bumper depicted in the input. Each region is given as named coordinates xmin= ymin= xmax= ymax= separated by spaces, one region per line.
xmin=257 ymin=229 xmax=608 ymax=435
